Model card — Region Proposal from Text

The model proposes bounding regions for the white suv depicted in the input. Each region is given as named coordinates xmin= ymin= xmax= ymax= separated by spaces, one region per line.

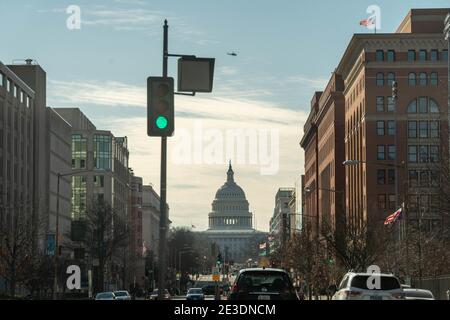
xmin=332 ymin=272 xmax=405 ymax=300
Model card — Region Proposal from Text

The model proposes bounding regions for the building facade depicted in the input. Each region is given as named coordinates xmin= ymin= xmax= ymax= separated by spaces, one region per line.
xmin=301 ymin=9 xmax=449 ymax=239
xmin=301 ymin=73 xmax=346 ymax=240
xmin=269 ymin=188 xmax=295 ymax=250
xmin=336 ymin=9 xmax=449 ymax=231
xmin=204 ymin=163 xmax=267 ymax=264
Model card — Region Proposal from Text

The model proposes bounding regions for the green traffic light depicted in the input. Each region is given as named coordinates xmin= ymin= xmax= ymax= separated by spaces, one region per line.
xmin=156 ymin=116 xmax=168 ymax=129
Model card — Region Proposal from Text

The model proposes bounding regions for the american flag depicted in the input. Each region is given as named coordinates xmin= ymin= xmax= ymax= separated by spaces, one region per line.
xmin=360 ymin=16 xmax=376 ymax=27
xmin=384 ymin=207 xmax=404 ymax=225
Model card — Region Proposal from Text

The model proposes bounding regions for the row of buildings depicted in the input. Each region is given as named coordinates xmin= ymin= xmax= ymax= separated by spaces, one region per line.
xmin=268 ymin=9 xmax=450 ymax=262
xmin=0 ymin=60 xmax=165 ymax=295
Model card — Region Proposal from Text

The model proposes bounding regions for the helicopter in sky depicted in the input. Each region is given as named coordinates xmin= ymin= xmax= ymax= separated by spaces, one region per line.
xmin=227 ymin=52 xmax=238 ymax=56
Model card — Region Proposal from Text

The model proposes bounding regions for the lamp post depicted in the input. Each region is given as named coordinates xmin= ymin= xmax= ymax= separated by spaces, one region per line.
xmin=53 ymin=169 xmax=90 ymax=300
xmin=445 ymin=13 xmax=450 ymax=161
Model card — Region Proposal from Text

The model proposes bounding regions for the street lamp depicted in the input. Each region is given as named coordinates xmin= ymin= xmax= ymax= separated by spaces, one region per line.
xmin=53 ymin=169 xmax=90 ymax=300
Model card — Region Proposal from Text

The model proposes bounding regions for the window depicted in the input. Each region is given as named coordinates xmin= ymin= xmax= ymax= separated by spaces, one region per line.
xmin=94 ymin=175 xmax=105 ymax=187
xmin=388 ymin=145 xmax=396 ymax=160
xmin=430 ymin=121 xmax=439 ymax=138
xmin=408 ymin=50 xmax=416 ymax=62
xmin=431 ymin=172 xmax=439 ymax=187
xmin=388 ymin=195 xmax=396 ymax=209
xmin=376 ymin=121 xmax=385 ymax=136
xmin=407 ymin=100 xmax=417 ymax=113
xmin=13 ymin=85 xmax=17 ymax=97
xmin=408 ymin=73 xmax=416 ymax=86
xmin=377 ymin=145 xmax=386 ymax=160
xmin=377 ymin=170 xmax=386 ymax=184
xmin=429 ymin=99 xmax=439 ymax=113
xmin=387 ymin=97 xmax=395 ymax=112
xmin=409 ymin=170 xmax=419 ymax=187
xmin=378 ymin=195 xmax=386 ymax=209
xmin=388 ymin=169 xmax=395 ymax=185
xmin=376 ymin=73 xmax=384 ymax=86
xmin=376 ymin=50 xmax=384 ymax=62
xmin=408 ymin=121 xmax=417 ymax=138
xmin=419 ymin=72 xmax=427 ymax=86
xmin=430 ymin=72 xmax=438 ymax=86
xmin=430 ymin=49 xmax=438 ymax=61
xmin=94 ymin=135 xmax=112 ymax=170
xmin=72 ymin=134 xmax=87 ymax=169
xmin=6 ymin=79 xmax=11 ymax=92
xmin=408 ymin=146 xmax=418 ymax=163
xmin=420 ymin=171 xmax=430 ymax=187
xmin=419 ymin=121 xmax=428 ymax=138
xmin=429 ymin=145 xmax=439 ymax=163
xmin=387 ymin=50 xmax=395 ymax=62
xmin=0 ymin=72 xmax=3 ymax=86
xmin=376 ymin=96 xmax=384 ymax=112
xmin=419 ymin=50 xmax=427 ymax=61
xmin=443 ymin=50 xmax=448 ymax=61
xmin=387 ymin=73 xmax=395 ymax=86
xmin=419 ymin=145 xmax=429 ymax=163
xmin=387 ymin=121 xmax=395 ymax=136
xmin=418 ymin=97 xmax=427 ymax=113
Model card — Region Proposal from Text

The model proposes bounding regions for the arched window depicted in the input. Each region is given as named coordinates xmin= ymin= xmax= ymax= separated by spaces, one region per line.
xmin=429 ymin=99 xmax=439 ymax=113
xmin=419 ymin=72 xmax=427 ymax=86
xmin=387 ymin=72 xmax=396 ymax=86
xmin=408 ymin=73 xmax=416 ymax=86
xmin=407 ymin=97 xmax=440 ymax=114
xmin=376 ymin=73 xmax=384 ymax=86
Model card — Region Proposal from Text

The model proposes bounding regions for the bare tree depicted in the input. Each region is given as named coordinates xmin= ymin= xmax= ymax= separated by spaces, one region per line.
xmin=71 ymin=200 xmax=129 ymax=293
xmin=0 ymin=209 xmax=34 ymax=297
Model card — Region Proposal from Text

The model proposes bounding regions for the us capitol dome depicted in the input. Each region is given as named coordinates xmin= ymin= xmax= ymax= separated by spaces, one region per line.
xmin=204 ymin=162 xmax=267 ymax=263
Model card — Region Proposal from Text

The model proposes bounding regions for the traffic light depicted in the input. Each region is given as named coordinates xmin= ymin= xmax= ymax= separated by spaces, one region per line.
xmin=147 ymin=77 xmax=174 ymax=137
xmin=392 ymin=81 xmax=398 ymax=101
xmin=217 ymin=253 xmax=223 ymax=266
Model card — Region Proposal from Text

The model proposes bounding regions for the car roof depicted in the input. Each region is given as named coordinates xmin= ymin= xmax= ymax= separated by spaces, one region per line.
xmin=238 ymin=268 xmax=288 ymax=274
xmin=345 ymin=272 xmax=397 ymax=277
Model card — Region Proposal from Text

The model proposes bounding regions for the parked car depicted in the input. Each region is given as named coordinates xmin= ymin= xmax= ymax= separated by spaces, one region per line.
xmin=149 ymin=289 xmax=171 ymax=300
xmin=186 ymin=288 xmax=205 ymax=301
xmin=95 ymin=292 xmax=116 ymax=300
xmin=403 ymin=288 xmax=435 ymax=300
xmin=113 ymin=290 xmax=132 ymax=300
xmin=228 ymin=268 xmax=298 ymax=300
xmin=332 ymin=272 xmax=404 ymax=300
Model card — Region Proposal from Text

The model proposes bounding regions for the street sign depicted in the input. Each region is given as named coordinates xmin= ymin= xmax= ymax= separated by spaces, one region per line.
xmin=212 ymin=274 xmax=220 ymax=281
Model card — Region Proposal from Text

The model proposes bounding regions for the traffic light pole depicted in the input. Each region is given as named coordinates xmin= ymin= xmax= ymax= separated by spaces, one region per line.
xmin=157 ymin=19 xmax=169 ymax=301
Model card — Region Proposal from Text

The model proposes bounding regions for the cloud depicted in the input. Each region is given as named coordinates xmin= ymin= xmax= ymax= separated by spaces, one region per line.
xmin=287 ymin=75 xmax=329 ymax=90
xmin=48 ymin=79 xmax=307 ymax=231
xmin=219 ymin=66 xmax=238 ymax=76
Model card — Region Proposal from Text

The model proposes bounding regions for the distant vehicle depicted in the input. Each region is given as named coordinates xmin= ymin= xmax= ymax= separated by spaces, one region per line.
xmin=202 ymin=284 xmax=222 ymax=295
xmin=149 ymin=289 xmax=171 ymax=300
xmin=228 ymin=268 xmax=298 ymax=300
xmin=403 ymin=288 xmax=435 ymax=300
xmin=113 ymin=290 xmax=131 ymax=300
xmin=95 ymin=292 xmax=116 ymax=300
xmin=332 ymin=272 xmax=404 ymax=300
xmin=186 ymin=288 xmax=205 ymax=301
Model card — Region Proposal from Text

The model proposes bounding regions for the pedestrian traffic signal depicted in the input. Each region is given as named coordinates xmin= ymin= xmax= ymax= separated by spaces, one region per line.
xmin=147 ymin=77 xmax=174 ymax=137
xmin=392 ymin=81 xmax=398 ymax=101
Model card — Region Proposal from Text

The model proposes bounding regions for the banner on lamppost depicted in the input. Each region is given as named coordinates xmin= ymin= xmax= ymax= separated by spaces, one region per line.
xmin=46 ymin=233 xmax=56 ymax=256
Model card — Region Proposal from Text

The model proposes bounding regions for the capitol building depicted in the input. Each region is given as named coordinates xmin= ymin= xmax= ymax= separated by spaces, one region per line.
xmin=203 ymin=163 xmax=267 ymax=263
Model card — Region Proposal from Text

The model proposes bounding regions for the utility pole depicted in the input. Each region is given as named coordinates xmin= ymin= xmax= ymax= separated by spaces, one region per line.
xmin=157 ymin=19 xmax=169 ymax=301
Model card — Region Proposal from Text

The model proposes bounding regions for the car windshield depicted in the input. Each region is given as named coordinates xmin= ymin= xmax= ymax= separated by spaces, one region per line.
xmin=188 ymin=289 xmax=203 ymax=294
xmin=114 ymin=291 xmax=128 ymax=297
xmin=350 ymin=275 xmax=400 ymax=290
xmin=237 ymin=271 xmax=292 ymax=292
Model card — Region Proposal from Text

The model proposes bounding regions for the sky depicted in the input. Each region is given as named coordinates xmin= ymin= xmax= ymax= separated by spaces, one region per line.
xmin=1 ymin=0 xmax=449 ymax=231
